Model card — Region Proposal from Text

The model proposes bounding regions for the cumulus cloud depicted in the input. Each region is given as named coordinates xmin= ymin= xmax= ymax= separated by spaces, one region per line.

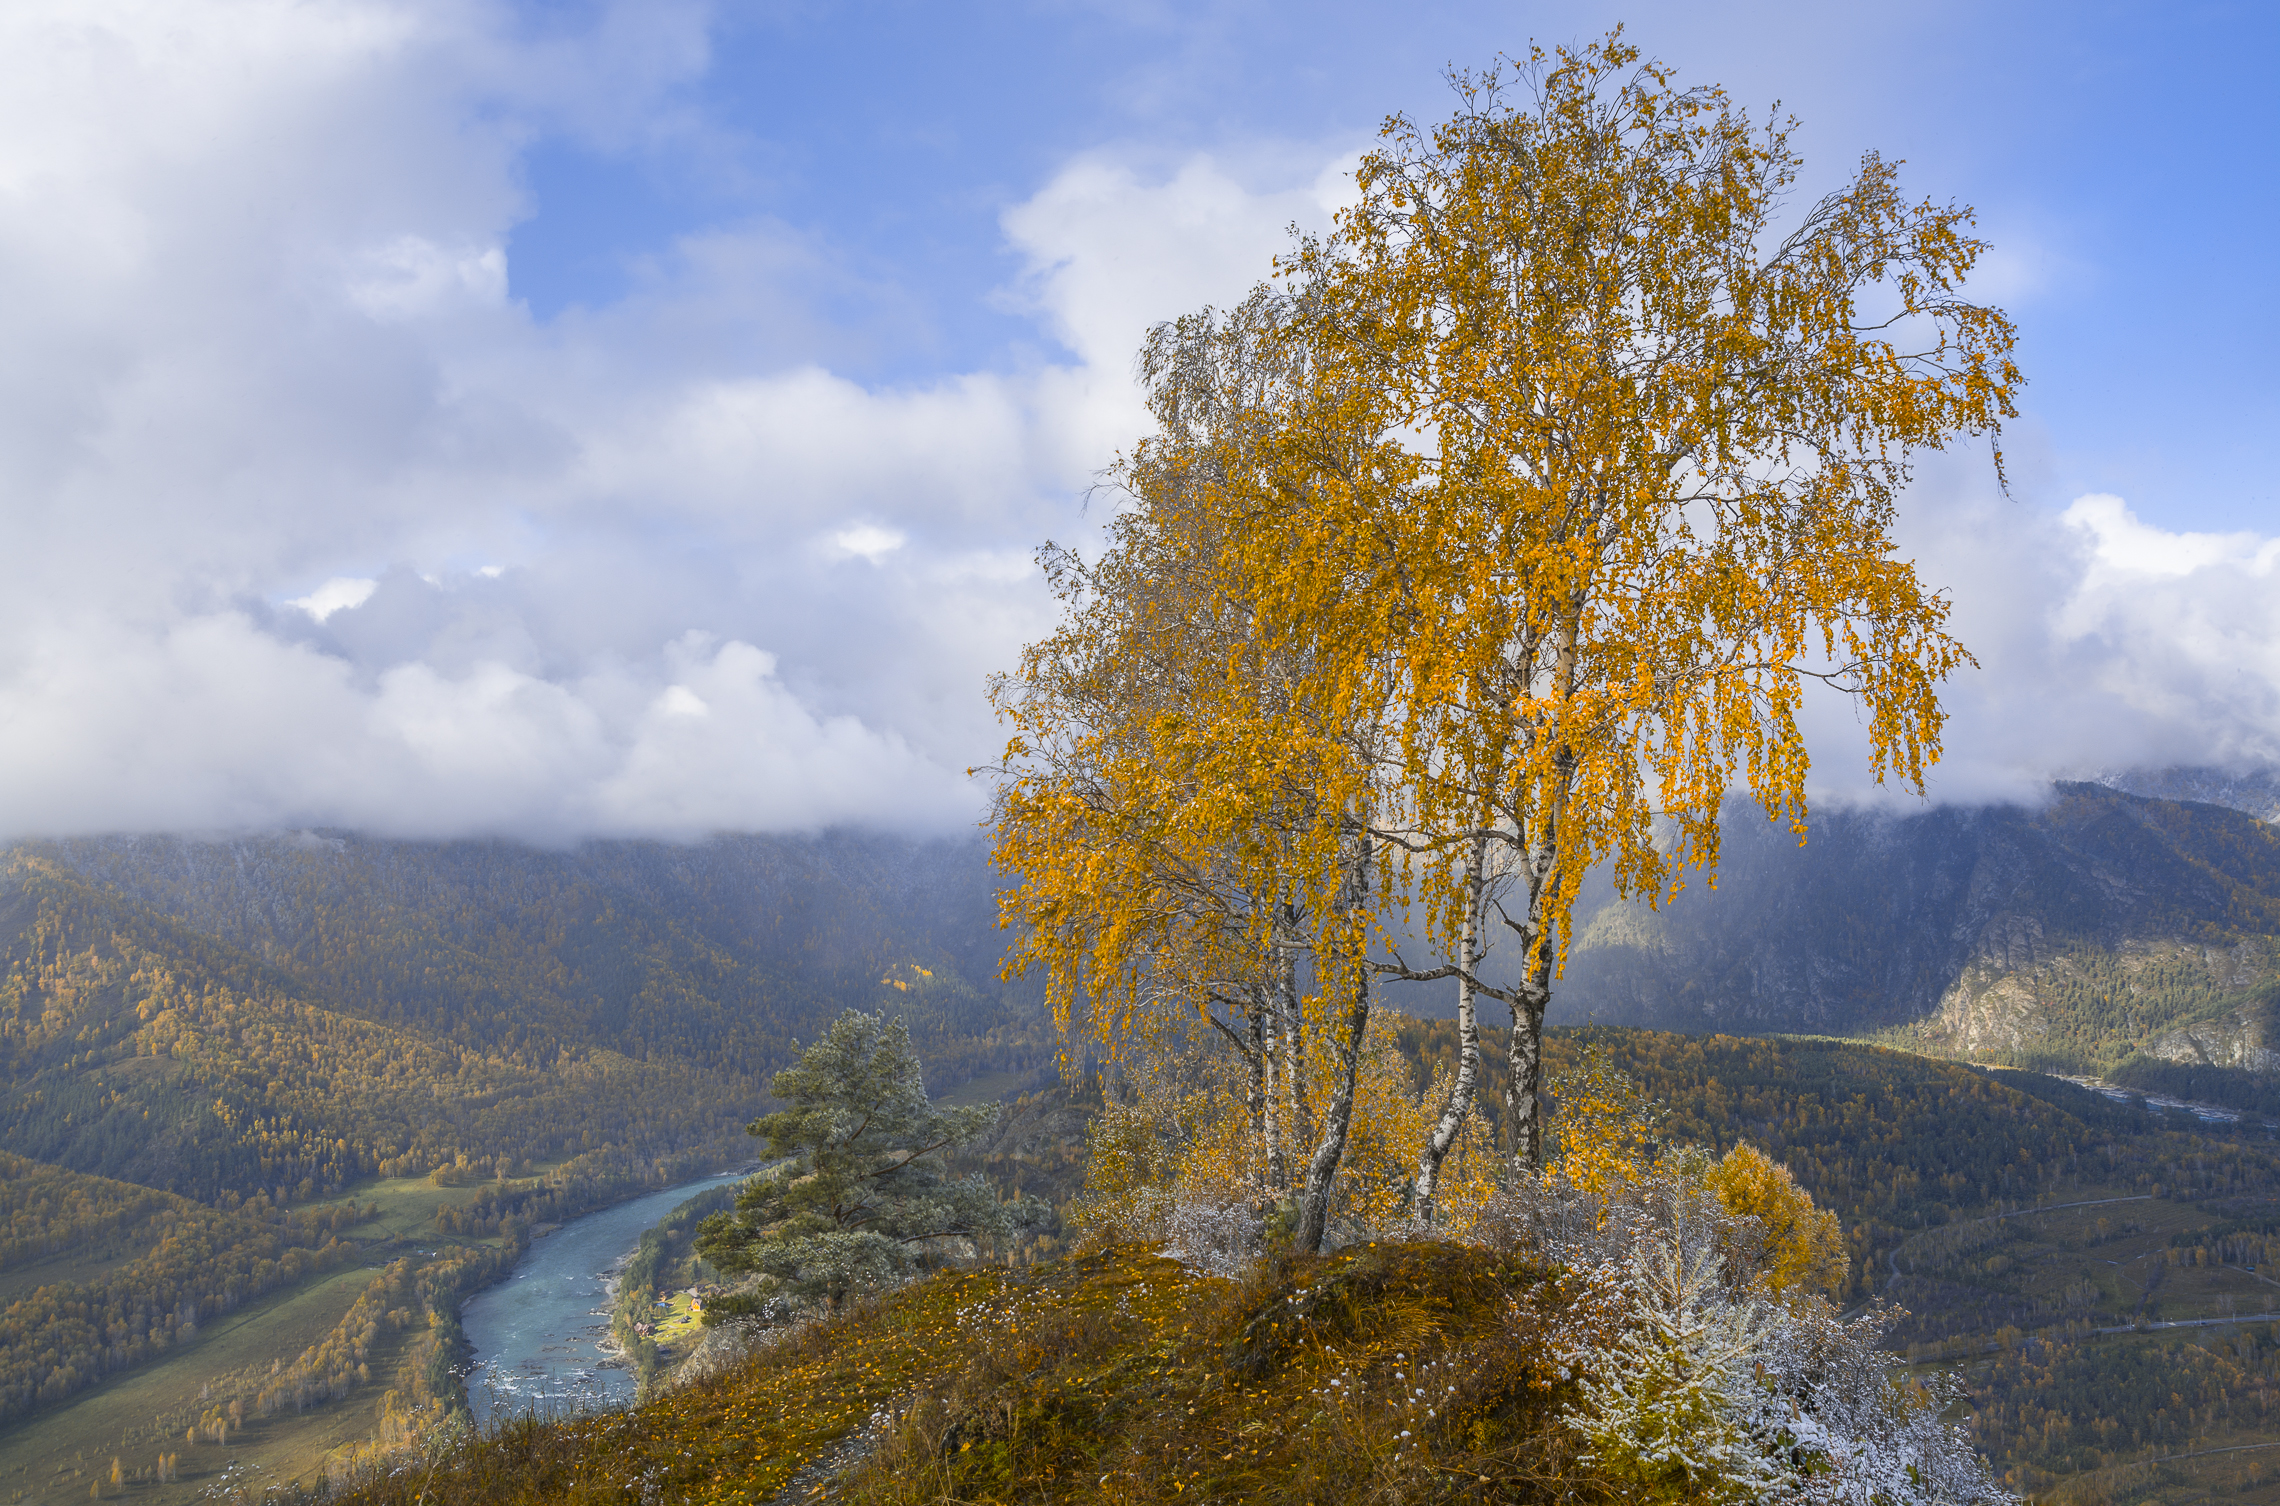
xmin=998 ymin=150 xmax=1360 ymax=371
xmin=288 ymin=578 xmax=381 ymax=622
xmin=0 ymin=3 xmax=2269 ymax=846
xmin=0 ymin=1 xmax=1332 ymax=843
xmin=1793 ymin=471 xmax=2280 ymax=813
xmin=826 ymin=525 xmax=907 ymax=565
xmin=2046 ymin=496 xmax=2280 ymax=767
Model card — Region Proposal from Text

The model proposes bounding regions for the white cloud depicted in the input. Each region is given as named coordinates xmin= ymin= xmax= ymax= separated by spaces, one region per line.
xmin=591 ymin=637 xmax=972 ymax=834
xmin=2060 ymin=493 xmax=2280 ymax=584
xmin=0 ymin=2 xmax=1327 ymax=843
xmin=827 ymin=524 xmax=907 ymax=564
xmin=0 ymin=2 xmax=2269 ymax=847
xmin=288 ymin=577 xmax=379 ymax=621
xmin=999 ymin=150 xmax=1354 ymax=371
xmin=2043 ymin=495 xmax=2280 ymax=768
xmin=0 ymin=611 xmax=965 ymax=841
xmin=1790 ymin=472 xmax=2280 ymax=815
xmin=344 ymin=236 xmax=508 ymax=321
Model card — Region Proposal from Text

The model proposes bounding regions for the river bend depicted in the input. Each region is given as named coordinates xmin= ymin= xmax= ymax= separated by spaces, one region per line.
xmin=461 ymin=1172 xmax=748 ymax=1424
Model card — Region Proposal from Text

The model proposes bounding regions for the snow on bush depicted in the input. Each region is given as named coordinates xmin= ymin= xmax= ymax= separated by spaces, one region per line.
xmin=1482 ymin=1164 xmax=2012 ymax=1505
xmin=1156 ymin=1181 xmax=1267 ymax=1279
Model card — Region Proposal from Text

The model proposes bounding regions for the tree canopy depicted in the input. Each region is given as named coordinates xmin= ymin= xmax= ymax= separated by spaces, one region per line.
xmin=696 ymin=1011 xmax=1027 ymax=1312
xmin=992 ymin=30 xmax=2019 ymax=1244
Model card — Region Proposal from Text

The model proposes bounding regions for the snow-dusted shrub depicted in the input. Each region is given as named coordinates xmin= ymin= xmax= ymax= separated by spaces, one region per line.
xmin=1157 ymin=1182 xmax=1267 ymax=1278
xmin=1067 ymin=1050 xmax=1275 ymax=1275
xmin=1481 ymin=1166 xmax=2011 ymax=1505
xmin=1742 ymin=1299 xmax=2004 ymax=1505
xmin=1073 ymin=1112 xmax=1268 ymax=1277
xmin=1551 ymin=1177 xmax=1790 ymax=1497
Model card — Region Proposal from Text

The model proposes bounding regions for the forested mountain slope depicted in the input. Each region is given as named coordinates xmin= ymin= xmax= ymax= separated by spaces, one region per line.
xmin=37 ymin=830 xmax=1037 ymax=1085
xmin=0 ymin=1151 xmax=369 ymax=1425
xmin=1552 ymin=781 xmax=2280 ymax=1076
xmin=2 ymin=830 xmax=1051 ymax=1201
xmin=0 ymin=832 xmax=1051 ymax=1456
xmin=0 ymin=853 xmax=752 ymax=1201
xmin=24 ymin=778 xmax=2276 ymax=1176
xmin=1390 ymin=1023 xmax=2244 ymax=1297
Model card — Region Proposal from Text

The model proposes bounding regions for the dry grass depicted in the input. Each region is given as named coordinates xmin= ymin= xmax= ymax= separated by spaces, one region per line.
xmin=850 ymin=1240 xmax=1590 ymax=1505
xmin=320 ymin=1241 xmax=1603 ymax=1506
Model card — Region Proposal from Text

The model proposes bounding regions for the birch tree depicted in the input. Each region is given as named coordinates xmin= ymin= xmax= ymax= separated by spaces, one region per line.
xmin=991 ymin=291 xmax=1408 ymax=1254
xmin=994 ymin=28 xmax=2018 ymax=1245
xmin=1268 ymin=32 xmax=2019 ymax=1170
xmin=988 ymin=518 xmax=1314 ymax=1196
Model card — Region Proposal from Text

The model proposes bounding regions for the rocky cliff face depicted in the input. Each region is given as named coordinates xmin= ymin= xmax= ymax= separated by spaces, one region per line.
xmin=1549 ymin=781 xmax=2280 ymax=1071
xmin=2140 ymin=981 xmax=2280 ymax=1072
xmin=1909 ymin=938 xmax=2280 ymax=1060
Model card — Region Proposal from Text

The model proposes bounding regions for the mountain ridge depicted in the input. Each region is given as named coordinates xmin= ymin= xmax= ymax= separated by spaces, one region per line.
xmin=1550 ymin=781 xmax=2280 ymax=1077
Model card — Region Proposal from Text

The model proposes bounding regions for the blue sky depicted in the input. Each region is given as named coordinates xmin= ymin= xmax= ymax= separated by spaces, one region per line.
xmin=506 ymin=0 xmax=2277 ymax=527
xmin=0 ymin=0 xmax=2273 ymax=840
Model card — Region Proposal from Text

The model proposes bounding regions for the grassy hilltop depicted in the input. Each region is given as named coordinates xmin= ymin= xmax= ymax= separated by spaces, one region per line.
xmin=331 ymin=1242 xmax=1604 ymax=1506
xmin=310 ymin=1033 xmax=2280 ymax=1505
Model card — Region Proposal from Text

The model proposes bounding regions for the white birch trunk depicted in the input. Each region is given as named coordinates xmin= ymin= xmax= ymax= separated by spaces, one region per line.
xmin=1414 ymin=832 xmax=1487 ymax=1221
xmin=1296 ymin=815 xmax=1371 ymax=1254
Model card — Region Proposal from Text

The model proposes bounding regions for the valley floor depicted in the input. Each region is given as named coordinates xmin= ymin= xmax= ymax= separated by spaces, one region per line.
xmin=0 ymin=1168 xmax=551 ymax=1506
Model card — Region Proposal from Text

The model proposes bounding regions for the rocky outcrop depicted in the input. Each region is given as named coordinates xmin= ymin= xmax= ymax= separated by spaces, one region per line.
xmin=2144 ymin=983 xmax=2280 ymax=1072
xmin=2146 ymin=1012 xmax=2280 ymax=1071
xmin=1906 ymin=939 xmax=2280 ymax=1063
xmin=1919 ymin=968 xmax=2049 ymax=1056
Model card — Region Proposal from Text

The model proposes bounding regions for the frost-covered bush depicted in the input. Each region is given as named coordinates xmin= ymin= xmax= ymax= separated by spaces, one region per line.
xmin=1068 ymin=1051 xmax=1276 ymax=1274
xmin=1480 ymin=1167 xmax=2011 ymax=1505
xmin=1157 ymin=1182 xmax=1267 ymax=1278
xmin=1743 ymin=1299 xmax=2004 ymax=1505
xmin=1073 ymin=1107 xmax=1268 ymax=1278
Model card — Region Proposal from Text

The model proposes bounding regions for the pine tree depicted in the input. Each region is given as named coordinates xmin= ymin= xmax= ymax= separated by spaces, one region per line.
xmin=695 ymin=1011 xmax=1036 ymax=1313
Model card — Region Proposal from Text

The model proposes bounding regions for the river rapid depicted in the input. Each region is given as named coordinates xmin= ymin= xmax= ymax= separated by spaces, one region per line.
xmin=461 ymin=1171 xmax=750 ymax=1424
